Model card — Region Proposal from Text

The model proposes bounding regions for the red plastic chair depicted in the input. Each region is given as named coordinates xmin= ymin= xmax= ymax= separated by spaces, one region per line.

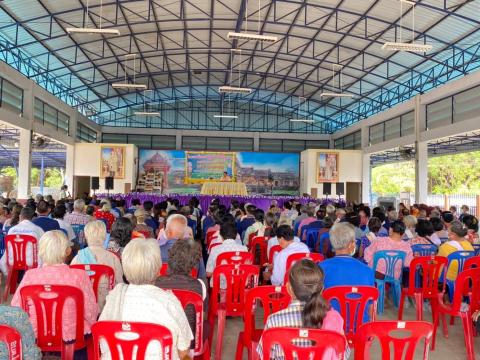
xmin=260 ymin=327 xmax=347 ymax=360
xmin=91 ymin=321 xmax=173 ymax=360
xmin=137 ymin=230 xmax=151 ymax=238
xmin=268 ymin=245 xmax=282 ymax=263
xmin=0 ymin=324 xmax=22 ymax=360
xmin=323 ymin=286 xmax=379 ymax=347
xmin=207 ymin=241 xmax=221 ymax=253
xmin=354 ymin=320 xmax=433 ymax=360
xmin=283 ymin=252 xmax=324 ymax=285
xmin=70 ymin=264 xmax=115 ymax=302
xmin=433 ymin=267 xmax=480 ymax=360
xmin=19 ymin=284 xmax=89 ymax=359
xmin=158 ymin=263 xmax=198 ymax=278
xmin=464 ymin=255 xmax=480 ymax=270
xmin=235 ymin=285 xmax=291 ymax=360
xmin=3 ymin=234 xmax=38 ymax=301
xmin=206 ymin=231 xmax=218 ymax=249
xmin=216 ymin=251 xmax=253 ymax=266
xmin=249 ymin=236 xmax=268 ymax=266
xmin=209 ymin=264 xmax=259 ymax=360
xmin=170 ymin=289 xmax=210 ymax=359
xmin=398 ymin=256 xmax=447 ymax=332
xmin=248 ymin=232 xmax=258 ymax=246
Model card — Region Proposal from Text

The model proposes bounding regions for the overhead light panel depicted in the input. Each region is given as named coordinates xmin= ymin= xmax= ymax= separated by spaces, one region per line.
xmin=320 ymin=92 xmax=355 ymax=98
xmin=290 ymin=96 xmax=314 ymax=123
xmin=213 ymin=114 xmax=239 ymax=119
xmin=382 ymin=42 xmax=432 ymax=52
xmin=134 ymin=90 xmax=159 ymax=116
xmin=66 ymin=27 xmax=120 ymax=35
xmin=218 ymin=86 xmax=253 ymax=94
xmin=134 ymin=111 xmax=160 ymax=116
xmin=227 ymin=32 xmax=277 ymax=43
xmin=382 ymin=0 xmax=433 ymax=53
xmin=112 ymin=83 xmax=147 ymax=90
xmin=289 ymin=119 xmax=314 ymax=123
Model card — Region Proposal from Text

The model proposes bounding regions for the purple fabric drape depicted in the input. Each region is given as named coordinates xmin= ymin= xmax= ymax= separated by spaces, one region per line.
xmin=98 ymin=193 xmax=318 ymax=211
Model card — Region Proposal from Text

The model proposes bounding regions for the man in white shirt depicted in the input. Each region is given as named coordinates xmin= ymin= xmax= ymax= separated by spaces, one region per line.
xmin=263 ymin=225 xmax=309 ymax=286
xmin=0 ymin=207 xmax=44 ymax=275
xmin=206 ymin=221 xmax=248 ymax=277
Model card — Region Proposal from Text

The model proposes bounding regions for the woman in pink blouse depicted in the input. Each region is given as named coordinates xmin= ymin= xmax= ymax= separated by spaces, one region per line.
xmin=364 ymin=220 xmax=413 ymax=279
xmin=11 ymin=230 xmax=98 ymax=342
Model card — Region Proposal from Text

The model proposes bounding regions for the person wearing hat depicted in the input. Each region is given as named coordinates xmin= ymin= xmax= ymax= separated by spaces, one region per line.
xmin=134 ymin=208 xmax=154 ymax=238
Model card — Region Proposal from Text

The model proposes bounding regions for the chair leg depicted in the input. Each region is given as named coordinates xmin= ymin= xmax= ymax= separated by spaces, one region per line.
xmin=215 ymin=309 xmax=226 ymax=360
xmin=450 ymin=315 xmax=455 ymax=326
xmin=9 ymin=269 xmax=18 ymax=295
xmin=414 ymin=293 xmax=423 ymax=321
xmin=376 ymin=282 xmax=385 ymax=314
xmin=398 ymin=292 xmax=406 ymax=320
xmin=235 ymin=333 xmax=244 ymax=360
xmin=61 ymin=343 xmax=75 ymax=360
xmin=2 ymin=271 xmax=12 ymax=302
xmin=461 ymin=312 xmax=475 ymax=360
xmin=432 ymin=309 xmax=439 ymax=351
xmin=249 ymin=341 xmax=259 ymax=360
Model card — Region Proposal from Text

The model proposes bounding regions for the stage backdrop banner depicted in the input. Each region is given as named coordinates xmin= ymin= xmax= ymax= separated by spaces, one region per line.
xmin=136 ymin=149 xmax=299 ymax=195
xmin=185 ymin=151 xmax=236 ymax=183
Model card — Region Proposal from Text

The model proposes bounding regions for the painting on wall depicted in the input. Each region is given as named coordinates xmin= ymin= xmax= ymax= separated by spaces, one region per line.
xmin=100 ymin=146 xmax=126 ymax=179
xmin=317 ymin=152 xmax=339 ymax=183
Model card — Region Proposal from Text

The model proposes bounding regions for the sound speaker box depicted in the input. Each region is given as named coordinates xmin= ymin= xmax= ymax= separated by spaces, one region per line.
xmin=323 ymin=183 xmax=331 ymax=195
xmin=336 ymin=182 xmax=345 ymax=196
xmin=105 ymin=177 xmax=114 ymax=190
xmin=91 ymin=176 xmax=99 ymax=190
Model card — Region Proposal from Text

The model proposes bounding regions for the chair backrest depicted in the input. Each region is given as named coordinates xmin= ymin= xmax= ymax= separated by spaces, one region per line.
xmin=268 ymin=245 xmax=282 ymax=263
xmin=248 ymin=232 xmax=258 ymax=244
xmin=137 ymin=230 xmax=151 ymax=238
xmin=71 ymin=224 xmax=86 ymax=247
xmin=249 ymin=236 xmax=268 ymax=265
xmin=211 ymin=264 xmax=259 ymax=317
xmin=158 ymin=263 xmax=198 ymax=278
xmin=354 ymin=321 xmax=433 ymax=360
xmin=372 ymin=250 xmax=406 ymax=281
xmin=450 ymin=267 xmax=480 ymax=313
xmin=243 ymin=286 xmax=291 ymax=345
xmin=19 ymin=284 xmax=86 ymax=351
xmin=0 ymin=324 xmax=22 ymax=360
xmin=472 ymin=244 xmax=480 ymax=256
xmin=5 ymin=234 xmax=38 ymax=270
xmin=91 ymin=321 xmax=173 ymax=360
xmin=70 ymin=264 xmax=115 ymax=302
xmin=464 ymin=256 xmax=480 ymax=270
xmin=216 ymin=251 xmax=253 ymax=266
xmin=305 ymin=228 xmax=320 ymax=250
xmin=208 ymin=241 xmax=221 ymax=253
xmin=261 ymin=328 xmax=346 ymax=360
xmin=284 ymin=252 xmax=324 ymax=284
xmin=170 ymin=289 xmax=205 ymax=355
xmin=411 ymin=244 xmax=438 ymax=257
xmin=407 ymin=256 xmax=447 ymax=295
xmin=323 ymin=286 xmax=379 ymax=344
xmin=206 ymin=231 xmax=217 ymax=248
xmin=446 ymin=251 xmax=475 ymax=278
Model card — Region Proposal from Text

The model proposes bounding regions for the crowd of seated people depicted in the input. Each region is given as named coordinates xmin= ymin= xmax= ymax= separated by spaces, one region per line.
xmin=1 ymin=193 xmax=480 ymax=359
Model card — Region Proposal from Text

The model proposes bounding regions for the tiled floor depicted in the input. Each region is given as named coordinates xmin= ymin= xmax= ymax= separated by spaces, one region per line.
xmin=215 ymin=297 xmax=480 ymax=360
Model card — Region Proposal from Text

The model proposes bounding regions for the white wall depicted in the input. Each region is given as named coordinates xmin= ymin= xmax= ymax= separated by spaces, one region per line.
xmin=300 ymin=149 xmax=363 ymax=197
xmin=74 ymin=143 xmax=138 ymax=194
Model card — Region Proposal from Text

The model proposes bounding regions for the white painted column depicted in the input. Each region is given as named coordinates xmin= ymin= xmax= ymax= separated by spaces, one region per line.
xmin=253 ymin=132 xmax=260 ymax=151
xmin=175 ymin=133 xmax=182 ymax=150
xmin=415 ymin=140 xmax=428 ymax=204
xmin=17 ymin=128 xmax=32 ymax=200
xmin=65 ymin=144 xmax=75 ymax=194
xmin=362 ymin=153 xmax=371 ymax=205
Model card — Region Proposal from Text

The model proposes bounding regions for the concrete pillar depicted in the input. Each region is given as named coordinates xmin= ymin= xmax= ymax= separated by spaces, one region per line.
xmin=175 ymin=133 xmax=182 ymax=150
xmin=415 ymin=140 xmax=428 ymax=204
xmin=65 ymin=144 xmax=75 ymax=195
xmin=362 ymin=153 xmax=371 ymax=205
xmin=253 ymin=132 xmax=260 ymax=151
xmin=17 ymin=128 xmax=32 ymax=200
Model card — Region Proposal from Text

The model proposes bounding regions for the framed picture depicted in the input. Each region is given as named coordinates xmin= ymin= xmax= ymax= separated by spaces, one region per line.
xmin=100 ymin=146 xmax=126 ymax=179
xmin=317 ymin=152 xmax=339 ymax=183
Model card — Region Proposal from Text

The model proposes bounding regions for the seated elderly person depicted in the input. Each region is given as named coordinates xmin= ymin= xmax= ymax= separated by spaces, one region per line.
xmin=11 ymin=230 xmax=98 ymax=342
xmin=133 ymin=208 xmax=154 ymax=238
xmin=71 ymin=221 xmax=123 ymax=309
xmin=94 ymin=200 xmax=115 ymax=231
xmin=107 ymin=217 xmax=134 ymax=258
xmin=320 ymin=223 xmax=374 ymax=320
xmin=156 ymin=239 xmax=209 ymax=351
xmin=99 ymin=238 xmax=193 ymax=360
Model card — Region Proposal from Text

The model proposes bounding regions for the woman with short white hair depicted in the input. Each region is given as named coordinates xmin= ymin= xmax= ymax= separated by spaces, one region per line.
xmin=71 ymin=220 xmax=123 ymax=308
xmin=99 ymin=238 xmax=193 ymax=360
xmin=11 ymin=230 xmax=98 ymax=342
xmin=94 ymin=200 xmax=115 ymax=231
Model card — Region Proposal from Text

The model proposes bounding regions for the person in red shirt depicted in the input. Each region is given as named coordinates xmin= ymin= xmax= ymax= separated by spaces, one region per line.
xmin=94 ymin=201 xmax=115 ymax=231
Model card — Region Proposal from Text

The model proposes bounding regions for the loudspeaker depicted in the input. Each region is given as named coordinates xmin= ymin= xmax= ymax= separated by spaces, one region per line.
xmin=105 ymin=177 xmax=114 ymax=190
xmin=323 ymin=183 xmax=331 ymax=195
xmin=91 ymin=176 xmax=99 ymax=190
xmin=336 ymin=182 xmax=345 ymax=196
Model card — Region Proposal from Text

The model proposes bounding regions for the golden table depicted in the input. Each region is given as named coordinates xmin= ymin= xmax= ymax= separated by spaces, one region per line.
xmin=200 ymin=182 xmax=248 ymax=195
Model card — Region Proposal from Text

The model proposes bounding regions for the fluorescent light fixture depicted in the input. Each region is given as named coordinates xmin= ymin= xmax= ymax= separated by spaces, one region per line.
xmin=381 ymin=42 xmax=432 ymax=52
xmin=134 ymin=111 xmax=160 ymax=116
xmin=320 ymin=92 xmax=355 ymax=98
xmin=289 ymin=119 xmax=314 ymax=123
xmin=112 ymin=83 xmax=147 ymax=90
xmin=66 ymin=27 xmax=120 ymax=36
xmin=218 ymin=86 xmax=253 ymax=94
xmin=227 ymin=32 xmax=278 ymax=43
xmin=214 ymin=115 xmax=238 ymax=119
